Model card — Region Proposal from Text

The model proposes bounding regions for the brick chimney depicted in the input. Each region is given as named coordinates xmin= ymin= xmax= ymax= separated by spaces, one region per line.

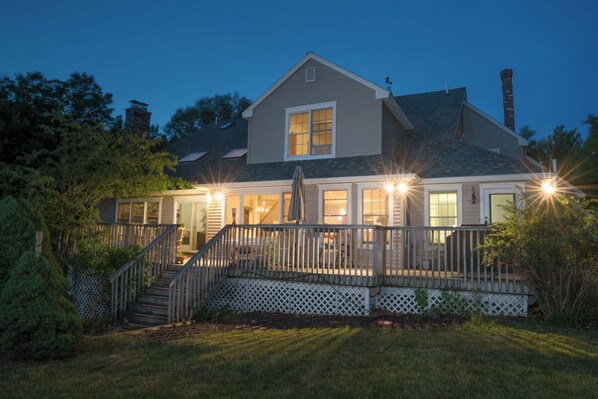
xmin=500 ymin=69 xmax=515 ymax=131
xmin=125 ymin=100 xmax=151 ymax=136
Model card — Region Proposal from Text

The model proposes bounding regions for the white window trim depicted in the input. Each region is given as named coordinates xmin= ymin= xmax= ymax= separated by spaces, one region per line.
xmin=116 ymin=198 xmax=162 ymax=224
xmin=356 ymin=183 xmax=394 ymax=226
xmin=423 ymin=184 xmax=463 ymax=227
xmin=318 ymin=183 xmax=352 ymax=224
xmin=284 ymin=101 xmax=337 ymax=161
xmin=478 ymin=183 xmax=524 ymax=224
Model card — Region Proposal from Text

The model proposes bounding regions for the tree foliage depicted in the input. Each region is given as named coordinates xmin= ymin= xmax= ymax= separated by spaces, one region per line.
xmin=0 ymin=251 xmax=82 ymax=360
xmin=0 ymin=72 xmax=114 ymax=165
xmin=484 ymin=195 xmax=598 ymax=323
xmin=1 ymin=115 xmax=176 ymax=244
xmin=163 ymin=93 xmax=251 ymax=142
xmin=0 ymin=196 xmax=55 ymax=288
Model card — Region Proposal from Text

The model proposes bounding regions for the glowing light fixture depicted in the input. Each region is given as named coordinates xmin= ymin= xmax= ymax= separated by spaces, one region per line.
xmin=397 ymin=182 xmax=409 ymax=194
xmin=385 ymin=183 xmax=394 ymax=193
xmin=541 ymin=179 xmax=556 ymax=195
xmin=212 ymin=191 xmax=223 ymax=201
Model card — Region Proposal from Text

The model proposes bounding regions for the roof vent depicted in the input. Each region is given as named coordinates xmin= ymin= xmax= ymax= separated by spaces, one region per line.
xmin=306 ymin=66 xmax=316 ymax=82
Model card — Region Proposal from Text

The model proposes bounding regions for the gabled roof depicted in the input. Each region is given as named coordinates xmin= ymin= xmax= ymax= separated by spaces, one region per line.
xmin=463 ymin=101 xmax=528 ymax=146
xmin=241 ymin=52 xmax=413 ymax=130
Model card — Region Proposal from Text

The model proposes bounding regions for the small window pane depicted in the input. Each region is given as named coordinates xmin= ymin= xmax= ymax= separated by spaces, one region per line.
xmin=289 ymin=112 xmax=309 ymax=156
xmin=283 ymin=192 xmax=292 ymax=223
xmin=131 ymin=202 xmax=145 ymax=224
xmin=244 ymin=194 xmax=280 ymax=224
xmin=117 ymin=203 xmax=130 ymax=223
xmin=146 ymin=202 xmax=160 ymax=224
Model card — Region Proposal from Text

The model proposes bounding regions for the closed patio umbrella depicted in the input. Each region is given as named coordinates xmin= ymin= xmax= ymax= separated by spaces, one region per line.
xmin=288 ymin=166 xmax=306 ymax=224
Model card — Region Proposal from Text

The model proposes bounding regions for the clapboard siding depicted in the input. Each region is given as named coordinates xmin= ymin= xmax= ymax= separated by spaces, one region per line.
xmin=161 ymin=196 xmax=175 ymax=224
xmin=248 ymin=59 xmax=382 ymax=164
xmin=207 ymin=200 xmax=223 ymax=240
xmin=462 ymin=105 xmax=523 ymax=160
xmin=381 ymin=103 xmax=406 ymax=158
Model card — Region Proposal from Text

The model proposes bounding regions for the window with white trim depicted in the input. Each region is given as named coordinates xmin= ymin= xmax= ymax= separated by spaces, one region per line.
xmin=323 ymin=190 xmax=348 ymax=224
xmin=362 ymin=188 xmax=389 ymax=243
xmin=117 ymin=200 xmax=160 ymax=224
xmin=286 ymin=102 xmax=335 ymax=159
xmin=428 ymin=192 xmax=458 ymax=227
xmin=488 ymin=193 xmax=515 ymax=223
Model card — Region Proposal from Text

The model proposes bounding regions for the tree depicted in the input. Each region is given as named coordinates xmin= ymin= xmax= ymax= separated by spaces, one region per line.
xmin=519 ymin=125 xmax=538 ymax=156
xmin=163 ymin=93 xmax=251 ymax=142
xmin=0 ymin=196 xmax=56 ymax=288
xmin=484 ymin=195 xmax=598 ymax=323
xmin=0 ymin=72 xmax=114 ymax=166
xmin=0 ymin=251 xmax=82 ymax=360
xmin=2 ymin=115 xmax=177 ymax=247
xmin=577 ymin=114 xmax=598 ymax=200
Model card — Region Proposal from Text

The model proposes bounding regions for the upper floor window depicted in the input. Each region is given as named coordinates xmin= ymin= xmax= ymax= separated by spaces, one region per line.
xmin=286 ymin=101 xmax=336 ymax=160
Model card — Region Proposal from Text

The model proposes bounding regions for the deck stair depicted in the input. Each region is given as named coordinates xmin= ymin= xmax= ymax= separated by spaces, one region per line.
xmin=118 ymin=263 xmax=182 ymax=326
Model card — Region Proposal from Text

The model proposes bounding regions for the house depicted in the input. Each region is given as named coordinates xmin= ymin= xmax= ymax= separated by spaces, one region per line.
xmin=102 ymin=53 xmax=574 ymax=324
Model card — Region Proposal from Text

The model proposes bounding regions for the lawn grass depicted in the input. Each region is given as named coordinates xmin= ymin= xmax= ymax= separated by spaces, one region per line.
xmin=1 ymin=318 xmax=597 ymax=399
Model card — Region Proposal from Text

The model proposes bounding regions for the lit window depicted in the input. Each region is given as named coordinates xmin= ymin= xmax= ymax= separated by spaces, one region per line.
xmin=429 ymin=192 xmax=458 ymax=227
xmin=244 ymin=195 xmax=280 ymax=224
xmin=287 ymin=103 xmax=335 ymax=158
xmin=323 ymin=190 xmax=347 ymax=224
xmin=489 ymin=193 xmax=514 ymax=223
xmin=362 ymin=189 xmax=389 ymax=243
xmin=179 ymin=152 xmax=207 ymax=162
xmin=282 ymin=192 xmax=292 ymax=223
xmin=117 ymin=201 xmax=160 ymax=224
xmin=222 ymin=148 xmax=248 ymax=159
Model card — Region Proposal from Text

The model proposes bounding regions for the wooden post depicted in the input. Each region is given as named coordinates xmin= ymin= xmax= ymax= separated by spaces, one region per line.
xmin=35 ymin=231 xmax=43 ymax=257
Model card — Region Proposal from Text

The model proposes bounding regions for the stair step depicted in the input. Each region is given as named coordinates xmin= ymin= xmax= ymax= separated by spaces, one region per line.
xmin=145 ymin=286 xmax=170 ymax=296
xmin=153 ymin=278 xmax=171 ymax=287
xmin=128 ymin=302 xmax=169 ymax=317
xmin=119 ymin=311 xmax=167 ymax=326
xmin=160 ymin=271 xmax=176 ymax=279
xmin=137 ymin=294 xmax=169 ymax=306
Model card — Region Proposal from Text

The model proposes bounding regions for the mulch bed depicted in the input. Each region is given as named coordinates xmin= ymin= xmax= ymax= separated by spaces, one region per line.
xmin=135 ymin=312 xmax=464 ymax=342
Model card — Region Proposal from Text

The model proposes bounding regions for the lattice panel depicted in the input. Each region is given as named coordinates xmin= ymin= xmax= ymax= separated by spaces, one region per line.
xmin=67 ymin=266 xmax=110 ymax=320
xmin=374 ymin=287 xmax=527 ymax=317
xmin=205 ymin=278 xmax=369 ymax=316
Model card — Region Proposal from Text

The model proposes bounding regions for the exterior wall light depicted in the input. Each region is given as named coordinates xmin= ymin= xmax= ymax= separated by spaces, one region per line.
xmin=385 ymin=183 xmax=394 ymax=193
xmin=541 ymin=179 xmax=556 ymax=195
xmin=213 ymin=191 xmax=223 ymax=201
xmin=397 ymin=182 xmax=409 ymax=194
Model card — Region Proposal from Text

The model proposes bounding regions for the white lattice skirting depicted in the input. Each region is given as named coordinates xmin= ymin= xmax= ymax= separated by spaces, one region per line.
xmin=205 ymin=278 xmax=370 ymax=316
xmin=205 ymin=278 xmax=528 ymax=317
xmin=374 ymin=287 xmax=528 ymax=317
xmin=67 ymin=266 xmax=110 ymax=320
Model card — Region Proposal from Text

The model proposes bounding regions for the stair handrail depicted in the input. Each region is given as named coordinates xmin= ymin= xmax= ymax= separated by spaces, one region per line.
xmin=109 ymin=224 xmax=178 ymax=320
xmin=168 ymin=225 xmax=233 ymax=323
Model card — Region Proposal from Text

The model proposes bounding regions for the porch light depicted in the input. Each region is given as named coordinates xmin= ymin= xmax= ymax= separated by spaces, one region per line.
xmin=541 ymin=179 xmax=556 ymax=196
xmin=397 ymin=182 xmax=409 ymax=194
xmin=213 ymin=191 xmax=223 ymax=201
xmin=385 ymin=183 xmax=394 ymax=193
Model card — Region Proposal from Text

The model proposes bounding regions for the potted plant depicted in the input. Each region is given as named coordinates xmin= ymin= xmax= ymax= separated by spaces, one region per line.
xmin=176 ymin=251 xmax=186 ymax=264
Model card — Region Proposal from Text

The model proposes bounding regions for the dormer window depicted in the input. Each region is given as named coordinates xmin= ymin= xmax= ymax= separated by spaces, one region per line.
xmin=285 ymin=101 xmax=336 ymax=160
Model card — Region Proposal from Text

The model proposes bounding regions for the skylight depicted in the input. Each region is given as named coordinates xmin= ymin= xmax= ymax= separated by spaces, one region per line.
xmin=179 ymin=151 xmax=207 ymax=162
xmin=218 ymin=121 xmax=235 ymax=130
xmin=222 ymin=148 xmax=248 ymax=159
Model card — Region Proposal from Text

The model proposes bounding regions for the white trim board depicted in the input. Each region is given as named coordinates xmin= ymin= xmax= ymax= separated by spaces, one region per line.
xmin=423 ymin=184 xmax=463 ymax=227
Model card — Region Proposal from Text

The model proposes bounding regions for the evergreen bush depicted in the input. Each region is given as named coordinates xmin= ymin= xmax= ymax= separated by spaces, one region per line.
xmin=0 ymin=251 xmax=82 ymax=360
xmin=0 ymin=196 xmax=56 ymax=288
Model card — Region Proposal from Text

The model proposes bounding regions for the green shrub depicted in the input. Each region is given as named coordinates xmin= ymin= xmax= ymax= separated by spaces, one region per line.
xmin=484 ymin=195 xmax=598 ymax=323
xmin=0 ymin=251 xmax=82 ymax=360
xmin=70 ymin=243 xmax=142 ymax=277
xmin=0 ymin=196 xmax=56 ymax=288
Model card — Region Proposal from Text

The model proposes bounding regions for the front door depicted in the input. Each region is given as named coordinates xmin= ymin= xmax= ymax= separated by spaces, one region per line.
xmin=177 ymin=202 xmax=207 ymax=252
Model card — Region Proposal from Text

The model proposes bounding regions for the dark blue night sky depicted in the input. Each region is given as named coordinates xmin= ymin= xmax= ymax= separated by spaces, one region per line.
xmin=2 ymin=0 xmax=596 ymax=139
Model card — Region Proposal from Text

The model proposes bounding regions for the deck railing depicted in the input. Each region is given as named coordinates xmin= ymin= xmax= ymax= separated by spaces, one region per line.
xmin=224 ymin=224 xmax=525 ymax=294
xmin=109 ymin=224 xmax=178 ymax=320
xmin=58 ymin=223 xmax=174 ymax=262
xmin=168 ymin=225 xmax=233 ymax=323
